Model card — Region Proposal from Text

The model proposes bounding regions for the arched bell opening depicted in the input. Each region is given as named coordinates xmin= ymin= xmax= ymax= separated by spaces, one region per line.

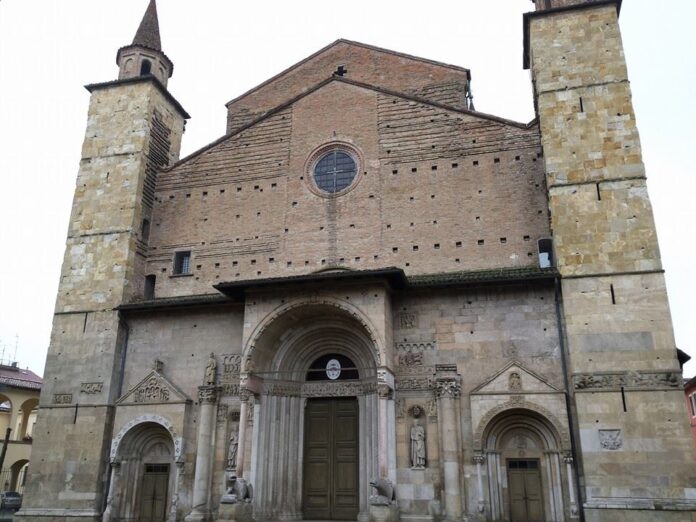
xmin=108 ymin=422 xmax=176 ymax=522
xmin=482 ymin=409 xmax=568 ymax=522
xmin=246 ymin=303 xmax=381 ymax=522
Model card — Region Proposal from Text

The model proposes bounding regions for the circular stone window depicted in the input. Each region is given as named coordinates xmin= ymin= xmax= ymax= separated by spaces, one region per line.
xmin=306 ymin=143 xmax=363 ymax=197
xmin=314 ymin=150 xmax=357 ymax=193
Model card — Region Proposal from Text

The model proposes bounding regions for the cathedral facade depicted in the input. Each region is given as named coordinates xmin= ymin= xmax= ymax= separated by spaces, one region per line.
xmin=18 ymin=1 xmax=696 ymax=521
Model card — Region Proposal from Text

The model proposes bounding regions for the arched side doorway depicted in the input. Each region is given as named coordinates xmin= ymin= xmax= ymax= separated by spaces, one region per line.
xmin=245 ymin=303 xmax=383 ymax=522
xmin=106 ymin=421 xmax=177 ymax=522
xmin=482 ymin=409 xmax=567 ymax=522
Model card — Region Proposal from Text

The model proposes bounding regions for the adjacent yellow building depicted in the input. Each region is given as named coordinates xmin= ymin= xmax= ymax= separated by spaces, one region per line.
xmin=0 ymin=363 xmax=41 ymax=494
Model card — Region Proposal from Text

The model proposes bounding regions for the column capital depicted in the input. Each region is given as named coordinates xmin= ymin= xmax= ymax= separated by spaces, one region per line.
xmin=435 ymin=378 xmax=461 ymax=398
xmin=198 ymin=385 xmax=218 ymax=404
xmin=377 ymin=383 xmax=392 ymax=399
xmin=473 ymin=453 xmax=486 ymax=464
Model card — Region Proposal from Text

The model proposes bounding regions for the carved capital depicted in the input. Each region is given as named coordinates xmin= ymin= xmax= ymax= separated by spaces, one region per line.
xmin=473 ymin=453 xmax=486 ymax=465
xmin=198 ymin=385 xmax=218 ymax=404
xmin=563 ymin=453 xmax=574 ymax=465
xmin=377 ymin=383 xmax=392 ymax=399
xmin=435 ymin=378 xmax=461 ymax=398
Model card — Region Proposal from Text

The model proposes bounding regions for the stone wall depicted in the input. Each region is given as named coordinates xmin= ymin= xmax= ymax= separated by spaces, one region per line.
xmin=149 ymin=80 xmax=547 ymax=299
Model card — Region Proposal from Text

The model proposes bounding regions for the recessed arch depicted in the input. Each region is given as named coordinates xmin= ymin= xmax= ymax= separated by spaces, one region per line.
xmin=242 ymin=296 xmax=384 ymax=374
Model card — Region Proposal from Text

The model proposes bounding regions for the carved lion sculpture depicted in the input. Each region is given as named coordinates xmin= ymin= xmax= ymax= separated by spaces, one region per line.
xmin=369 ymin=478 xmax=395 ymax=506
xmin=222 ymin=475 xmax=252 ymax=504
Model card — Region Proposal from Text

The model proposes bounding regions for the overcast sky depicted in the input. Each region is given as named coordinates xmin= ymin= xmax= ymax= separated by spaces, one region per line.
xmin=0 ymin=0 xmax=694 ymax=377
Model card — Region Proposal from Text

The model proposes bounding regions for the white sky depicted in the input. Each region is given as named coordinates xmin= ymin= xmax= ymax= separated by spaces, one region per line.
xmin=0 ymin=0 xmax=694 ymax=377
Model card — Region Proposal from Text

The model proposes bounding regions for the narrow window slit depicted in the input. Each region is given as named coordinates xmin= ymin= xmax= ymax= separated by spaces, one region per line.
xmin=621 ymin=386 xmax=627 ymax=412
xmin=610 ymin=284 xmax=616 ymax=304
xmin=596 ymin=183 xmax=602 ymax=201
xmin=579 ymin=96 xmax=584 ymax=113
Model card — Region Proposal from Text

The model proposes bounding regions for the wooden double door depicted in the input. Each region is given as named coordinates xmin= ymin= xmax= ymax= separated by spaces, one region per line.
xmin=507 ymin=459 xmax=543 ymax=522
xmin=139 ymin=463 xmax=169 ymax=522
xmin=303 ymin=398 xmax=359 ymax=520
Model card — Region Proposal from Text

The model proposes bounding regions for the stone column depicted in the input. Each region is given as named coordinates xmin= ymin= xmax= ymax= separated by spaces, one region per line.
xmin=473 ymin=453 xmax=485 ymax=514
xmin=102 ymin=461 xmax=121 ymax=522
xmin=376 ymin=368 xmax=395 ymax=479
xmin=236 ymin=391 xmax=250 ymax=476
xmin=435 ymin=365 xmax=462 ymax=522
xmin=169 ymin=461 xmax=185 ymax=522
xmin=377 ymin=384 xmax=391 ymax=478
xmin=185 ymin=385 xmax=218 ymax=522
xmin=564 ymin=453 xmax=579 ymax=517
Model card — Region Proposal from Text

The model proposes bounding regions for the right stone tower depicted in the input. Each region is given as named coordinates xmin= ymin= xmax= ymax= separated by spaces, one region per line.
xmin=525 ymin=0 xmax=696 ymax=520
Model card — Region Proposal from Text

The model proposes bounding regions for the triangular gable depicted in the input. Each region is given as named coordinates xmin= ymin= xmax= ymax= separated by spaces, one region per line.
xmin=471 ymin=360 xmax=560 ymax=394
xmin=117 ymin=363 xmax=190 ymax=405
xmin=226 ymin=39 xmax=470 ymax=108
xmin=163 ymin=76 xmax=536 ymax=176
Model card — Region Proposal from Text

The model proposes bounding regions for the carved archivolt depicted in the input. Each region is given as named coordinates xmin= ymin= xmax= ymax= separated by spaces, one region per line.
xmin=110 ymin=414 xmax=183 ymax=463
xmin=242 ymin=296 xmax=384 ymax=371
xmin=473 ymin=399 xmax=570 ymax=451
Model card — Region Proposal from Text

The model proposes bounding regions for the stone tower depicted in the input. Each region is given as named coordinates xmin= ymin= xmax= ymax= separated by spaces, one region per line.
xmin=525 ymin=1 xmax=696 ymax=520
xmin=17 ymin=1 xmax=188 ymax=519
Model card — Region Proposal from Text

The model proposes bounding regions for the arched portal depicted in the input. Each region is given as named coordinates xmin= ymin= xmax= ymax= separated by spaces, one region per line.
xmin=482 ymin=409 xmax=567 ymax=522
xmin=245 ymin=302 xmax=382 ymax=522
xmin=107 ymin=421 xmax=176 ymax=522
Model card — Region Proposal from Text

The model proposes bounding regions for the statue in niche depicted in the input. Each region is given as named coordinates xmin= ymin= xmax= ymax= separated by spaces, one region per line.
xmin=410 ymin=406 xmax=426 ymax=468
xmin=205 ymin=353 xmax=217 ymax=385
xmin=227 ymin=431 xmax=239 ymax=470
xmin=509 ymin=371 xmax=522 ymax=391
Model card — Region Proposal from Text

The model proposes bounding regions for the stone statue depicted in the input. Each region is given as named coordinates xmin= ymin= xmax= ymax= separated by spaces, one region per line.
xmin=410 ymin=419 xmax=426 ymax=468
xmin=369 ymin=478 xmax=395 ymax=506
xmin=205 ymin=352 xmax=217 ymax=385
xmin=227 ymin=431 xmax=239 ymax=470
xmin=509 ymin=371 xmax=522 ymax=391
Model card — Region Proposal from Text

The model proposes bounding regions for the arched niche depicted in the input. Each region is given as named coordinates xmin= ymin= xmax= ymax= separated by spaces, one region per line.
xmin=242 ymin=297 xmax=385 ymax=374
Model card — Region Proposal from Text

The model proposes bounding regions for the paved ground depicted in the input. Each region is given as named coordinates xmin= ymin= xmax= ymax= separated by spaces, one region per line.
xmin=0 ymin=509 xmax=17 ymax=521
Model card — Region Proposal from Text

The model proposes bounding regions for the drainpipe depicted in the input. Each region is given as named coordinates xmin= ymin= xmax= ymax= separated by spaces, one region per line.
xmin=553 ymin=276 xmax=586 ymax=522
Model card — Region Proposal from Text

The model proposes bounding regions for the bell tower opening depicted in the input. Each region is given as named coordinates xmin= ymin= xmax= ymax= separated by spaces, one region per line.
xmin=140 ymin=59 xmax=152 ymax=76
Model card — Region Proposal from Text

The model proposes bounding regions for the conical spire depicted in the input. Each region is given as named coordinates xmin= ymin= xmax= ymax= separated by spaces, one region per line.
xmin=132 ymin=0 xmax=161 ymax=51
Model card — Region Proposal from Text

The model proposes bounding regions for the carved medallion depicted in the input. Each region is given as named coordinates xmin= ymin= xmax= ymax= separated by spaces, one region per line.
xmin=599 ymin=429 xmax=622 ymax=450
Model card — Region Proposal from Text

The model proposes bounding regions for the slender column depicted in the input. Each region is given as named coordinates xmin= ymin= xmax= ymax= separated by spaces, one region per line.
xmin=564 ymin=453 xmax=579 ymax=517
xmin=473 ymin=453 xmax=485 ymax=514
xmin=185 ymin=385 xmax=218 ymax=522
xmin=377 ymin=384 xmax=390 ymax=477
xmin=236 ymin=391 xmax=250 ymax=476
xmin=435 ymin=367 xmax=462 ymax=522
xmin=102 ymin=461 xmax=121 ymax=522
xmin=169 ymin=461 xmax=185 ymax=522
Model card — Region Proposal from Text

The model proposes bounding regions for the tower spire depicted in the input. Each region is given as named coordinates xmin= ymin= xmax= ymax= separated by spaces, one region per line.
xmin=132 ymin=0 xmax=162 ymax=51
xmin=116 ymin=0 xmax=173 ymax=87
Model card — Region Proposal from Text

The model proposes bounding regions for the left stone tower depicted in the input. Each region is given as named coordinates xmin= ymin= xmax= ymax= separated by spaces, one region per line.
xmin=17 ymin=2 xmax=188 ymax=519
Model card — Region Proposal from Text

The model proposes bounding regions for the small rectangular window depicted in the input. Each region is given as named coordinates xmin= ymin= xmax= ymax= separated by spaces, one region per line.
xmin=144 ymin=274 xmax=156 ymax=300
xmin=141 ymin=219 xmax=151 ymax=241
xmin=538 ymin=238 xmax=554 ymax=268
xmin=173 ymin=251 xmax=191 ymax=275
